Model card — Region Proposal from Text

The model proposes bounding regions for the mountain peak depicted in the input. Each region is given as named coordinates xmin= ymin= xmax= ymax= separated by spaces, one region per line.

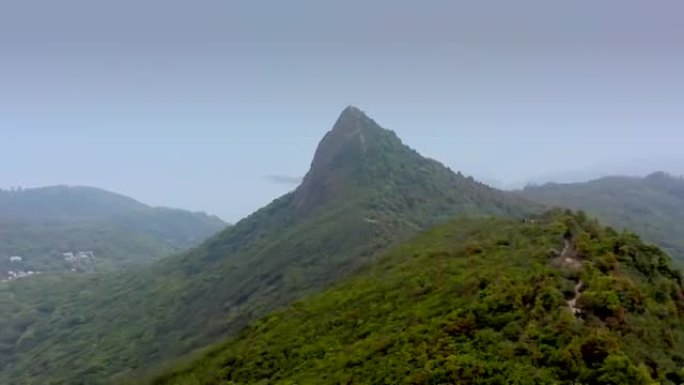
xmin=330 ymin=105 xmax=374 ymax=136
xmin=313 ymin=105 xmax=380 ymax=166
xmin=339 ymin=104 xmax=364 ymax=118
xmin=333 ymin=105 xmax=365 ymax=127
xmin=292 ymin=106 xmax=394 ymax=211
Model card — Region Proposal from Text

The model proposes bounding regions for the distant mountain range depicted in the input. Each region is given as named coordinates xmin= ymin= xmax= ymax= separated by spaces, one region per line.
xmin=0 ymin=186 xmax=226 ymax=278
xmin=491 ymin=159 xmax=684 ymax=190
xmin=521 ymin=172 xmax=684 ymax=263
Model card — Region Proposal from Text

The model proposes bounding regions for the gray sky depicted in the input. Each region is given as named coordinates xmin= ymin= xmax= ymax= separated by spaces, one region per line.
xmin=2 ymin=0 xmax=683 ymax=221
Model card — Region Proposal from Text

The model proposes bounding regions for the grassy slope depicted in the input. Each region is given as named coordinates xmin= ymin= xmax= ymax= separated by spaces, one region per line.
xmin=151 ymin=211 xmax=684 ymax=385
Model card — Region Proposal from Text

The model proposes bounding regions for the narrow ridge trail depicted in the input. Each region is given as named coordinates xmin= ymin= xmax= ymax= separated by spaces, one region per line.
xmin=561 ymin=238 xmax=583 ymax=316
xmin=568 ymin=280 xmax=583 ymax=315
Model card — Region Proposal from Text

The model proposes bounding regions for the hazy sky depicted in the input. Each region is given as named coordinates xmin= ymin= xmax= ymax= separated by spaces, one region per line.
xmin=2 ymin=1 xmax=683 ymax=221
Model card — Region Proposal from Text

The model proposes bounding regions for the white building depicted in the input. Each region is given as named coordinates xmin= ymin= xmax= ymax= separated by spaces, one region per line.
xmin=9 ymin=256 xmax=22 ymax=262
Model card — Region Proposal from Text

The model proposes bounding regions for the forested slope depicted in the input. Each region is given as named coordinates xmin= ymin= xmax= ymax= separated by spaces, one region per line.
xmin=152 ymin=211 xmax=684 ymax=385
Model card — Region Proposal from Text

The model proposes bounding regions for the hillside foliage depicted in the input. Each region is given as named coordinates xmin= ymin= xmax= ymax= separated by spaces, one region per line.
xmin=150 ymin=211 xmax=684 ymax=385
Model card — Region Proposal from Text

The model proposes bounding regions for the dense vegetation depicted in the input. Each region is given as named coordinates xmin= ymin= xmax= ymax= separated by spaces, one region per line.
xmin=0 ymin=107 xmax=539 ymax=384
xmin=0 ymin=186 xmax=226 ymax=276
xmin=521 ymin=172 xmax=684 ymax=263
xmin=151 ymin=211 xmax=684 ymax=385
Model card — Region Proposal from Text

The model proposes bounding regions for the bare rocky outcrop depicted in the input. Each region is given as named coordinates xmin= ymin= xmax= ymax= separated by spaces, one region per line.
xmin=292 ymin=106 xmax=389 ymax=212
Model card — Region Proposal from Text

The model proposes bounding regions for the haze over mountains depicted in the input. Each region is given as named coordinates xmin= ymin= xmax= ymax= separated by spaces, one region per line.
xmin=6 ymin=1 xmax=684 ymax=224
xmin=480 ymin=159 xmax=684 ymax=191
xmin=0 ymin=186 xmax=226 ymax=279
xmin=2 ymin=0 xmax=683 ymax=383
xmin=0 ymin=107 xmax=683 ymax=385
xmin=522 ymin=173 xmax=684 ymax=263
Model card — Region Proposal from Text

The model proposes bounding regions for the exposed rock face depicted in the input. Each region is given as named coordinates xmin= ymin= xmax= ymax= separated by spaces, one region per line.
xmin=293 ymin=106 xmax=387 ymax=211
xmin=310 ymin=106 xmax=369 ymax=167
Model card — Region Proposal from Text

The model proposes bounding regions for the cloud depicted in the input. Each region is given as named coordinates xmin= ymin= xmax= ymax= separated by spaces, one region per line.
xmin=264 ymin=175 xmax=302 ymax=185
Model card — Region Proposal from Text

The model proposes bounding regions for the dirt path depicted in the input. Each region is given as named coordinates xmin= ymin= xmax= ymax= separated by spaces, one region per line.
xmin=561 ymin=238 xmax=583 ymax=316
xmin=560 ymin=239 xmax=576 ymax=261
xmin=568 ymin=280 xmax=583 ymax=315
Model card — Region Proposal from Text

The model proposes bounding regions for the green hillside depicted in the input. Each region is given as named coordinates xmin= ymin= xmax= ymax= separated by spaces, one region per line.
xmin=521 ymin=172 xmax=684 ymax=263
xmin=151 ymin=211 xmax=684 ymax=385
xmin=0 ymin=106 xmax=539 ymax=384
xmin=0 ymin=186 xmax=226 ymax=277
